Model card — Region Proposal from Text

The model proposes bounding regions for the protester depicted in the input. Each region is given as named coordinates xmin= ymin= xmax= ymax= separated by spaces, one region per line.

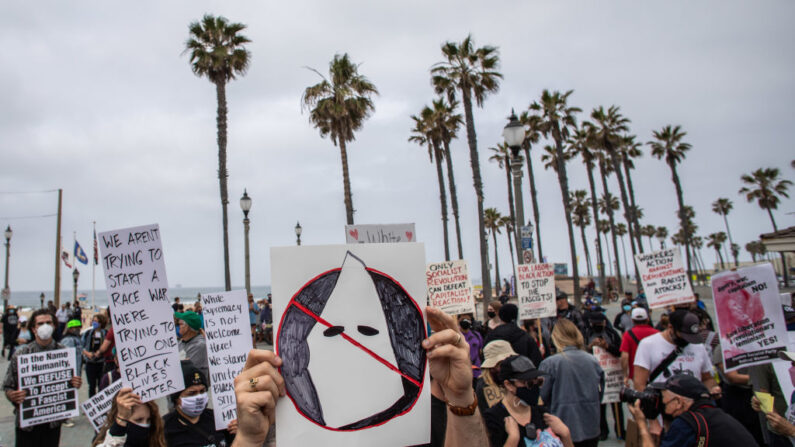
xmin=484 ymin=304 xmax=543 ymax=368
xmin=584 ymin=311 xmax=624 ymax=441
xmin=61 ymin=319 xmax=84 ymax=374
xmin=749 ymin=362 xmax=790 ymax=446
xmin=92 ymin=387 xmax=166 ymax=447
xmin=248 ymin=294 xmax=258 ymax=346
xmin=613 ymin=299 xmax=634 ymax=333
xmin=98 ymin=350 xmax=121 ymax=391
xmin=83 ymin=313 xmax=109 ymax=397
xmin=175 ymin=310 xmax=209 ymax=380
xmin=56 ymin=302 xmax=70 ymax=339
xmin=71 ymin=300 xmax=82 ymax=322
xmin=542 ymin=292 xmax=586 ymax=344
xmin=712 ymin=340 xmax=764 ymax=445
xmin=619 ymin=308 xmax=658 ymax=385
xmin=172 ymin=297 xmax=181 ymax=312
xmin=539 ymin=319 xmax=604 ymax=447
xmin=2 ymin=308 xmax=82 ymax=446
xmin=522 ymin=319 xmax=548 ymax=359
xmin=15 ymin=316 xmax=31 ymax=345
xmin=2 ymin=305 xmax=19 ymax=359
xmin=459 ymin=313 xmax=483 ymax=380
xmin=260 ymin=295 xmax=273 ymax=345
xmin=483 ymin=354 xmax=574 ymax=447
xmin=628 ymin=374 xmax=756 ymax=447
xmin=751 ymin=351 xmax=795 ymax=444
xmin=88 ymin=308 xmax=117 ymax=375
xmin=487 ymin=300 xmax=504 ymax=331
xmin=477 ymin=340 xmax=518 ymax=415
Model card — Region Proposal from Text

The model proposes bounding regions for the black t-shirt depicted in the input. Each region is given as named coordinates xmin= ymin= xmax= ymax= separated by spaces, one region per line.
xmin=163 ymin=409 xmax=233 ymax=447
xmin=484 ymin=401 xmax=546 ymax=447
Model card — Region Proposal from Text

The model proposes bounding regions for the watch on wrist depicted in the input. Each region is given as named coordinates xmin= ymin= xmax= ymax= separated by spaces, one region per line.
xmin=446 ymin=391 xmax=478 ymax=416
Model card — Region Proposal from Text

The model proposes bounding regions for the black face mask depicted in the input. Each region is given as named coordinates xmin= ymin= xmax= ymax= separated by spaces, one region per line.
xmin=459 ymin=319 xmax=472 ymax=330
xmin=515 ymin=385 xmax=541 ymax=407
xmin=487 ymin=311 xmax=496 ymax=319
xmin=124 ymin=422 xmax=150 ymax=447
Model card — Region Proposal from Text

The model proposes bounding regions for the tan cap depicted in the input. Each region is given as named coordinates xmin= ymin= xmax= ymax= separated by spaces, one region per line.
xmin=481 ymin=340 xmax=518 ymax=368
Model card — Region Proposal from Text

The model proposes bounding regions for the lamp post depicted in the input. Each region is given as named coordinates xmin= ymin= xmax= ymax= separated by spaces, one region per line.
xmin=240 ymin=189 xmax=252 ymax=297
xmin=3 ymin=225 xmax=11 ymax=311
xmin=72 ymin=268 xmax=79 ymax=304
xmin=295 ymin=222 xmax=302 ymax=246
xmin=40 ymin=292 xmax=45 ymax=309
xmin=502 ymin=110 xmax=527 ymax=264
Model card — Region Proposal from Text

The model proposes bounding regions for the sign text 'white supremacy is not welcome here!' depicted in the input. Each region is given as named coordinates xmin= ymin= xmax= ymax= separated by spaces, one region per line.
xmin=99 ymin=224 xmax=184 ymax=401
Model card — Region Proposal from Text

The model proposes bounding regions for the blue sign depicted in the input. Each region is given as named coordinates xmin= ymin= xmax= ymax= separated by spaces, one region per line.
xmin=553 ymin=263 xmax=568 ymax=275
xmin=520 ymin=226 xmax=533 ymax=250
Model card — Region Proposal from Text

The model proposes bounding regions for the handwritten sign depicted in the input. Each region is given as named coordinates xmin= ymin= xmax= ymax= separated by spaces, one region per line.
xmin=426 ymin=260 xmax=474 ymax=315
xmin=81 ymin=379 xmax=124 ymax=432
xmin=202 ymin=290 xmax=253 ymax=430
xmin=712 ymin=264 xmax=787 ymax=371
xmin=593 ymin=346 xmax=622 ymax=403
xmin=516 ymin=264 xmax=556 ymax=320
xmin=345 ymin=223 xmax=416 ymax=244
xmin=99 ymin=224 xmax=183 ymax=402
xmin=17 ymin=348 xmax=79 ymax=428
xmin=634 ymin=248 xmax=695 ymax=309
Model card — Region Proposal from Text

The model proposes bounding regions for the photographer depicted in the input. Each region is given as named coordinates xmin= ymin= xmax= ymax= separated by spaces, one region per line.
xmin=627 ymin=374 xmax=756 ymax=447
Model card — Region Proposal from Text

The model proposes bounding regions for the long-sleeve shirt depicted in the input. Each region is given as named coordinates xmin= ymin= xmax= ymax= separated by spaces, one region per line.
xmin=179 ymin=333 xmax=209 ymax=380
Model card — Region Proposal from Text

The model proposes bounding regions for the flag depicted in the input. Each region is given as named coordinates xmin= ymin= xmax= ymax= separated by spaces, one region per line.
xmin=74 ymin=240 xmax=89 ymax=265
xmin=93 ymin=228 xmax=99 ymax=265
xmin=61 ymin=246 xmax=73 ymax=269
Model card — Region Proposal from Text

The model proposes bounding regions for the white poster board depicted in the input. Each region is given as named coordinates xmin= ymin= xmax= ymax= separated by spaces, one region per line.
xmin=271 ymin=243 xmax=430 ymax=447
xmin=426 ymin=260 xmax=474 ymax=316
xmin=345 ymin=223 xmax=416 ymax=244
xmin=17 ymin=348 xmax=80 ymax=428
xmin=593 ymin=346 xmax=622 ymax=404
xmin=634 ymin=248 xmax=695 ymax=309
xmin=81 ymin=379 xmax=124 ymax=432
xmin=99 ymin=224 xmax=184 ymax=401
xmin=515 ymin=263 xmax=556 ymax=320
xmin=712 ymin=264 xmax=788 ymax=372
xmin=202 ymin=290 xmax=253 ymax=431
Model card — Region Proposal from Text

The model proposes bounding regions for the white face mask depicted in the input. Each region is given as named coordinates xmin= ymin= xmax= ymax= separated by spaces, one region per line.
xmin=36 ymin=323 xmax=54 ymax=341
xmin=180 ymin=392 xmax=208 ymax=418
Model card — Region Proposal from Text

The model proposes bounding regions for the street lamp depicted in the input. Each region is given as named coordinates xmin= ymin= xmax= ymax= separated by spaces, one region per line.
xmin=295 ymin=222 xmax=302 ymax=246
xmin=503 ymin=110 xmax=527 ymax=263
xmin=3 ymin=225 xmax=11 ymax=311
xmin=240 ymin=189 xmax=252 ymax=297
xmin=72 ymin=268 xmax=80 ymax=304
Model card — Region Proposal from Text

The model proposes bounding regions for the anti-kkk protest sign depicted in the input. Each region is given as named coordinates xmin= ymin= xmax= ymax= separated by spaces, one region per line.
xmin=634 ymin=248 xmax=695 ymax=309
xmin=17 ymin=348 xmax=80 ymax=428
xmin=515 ymin=263 xmax=556 ymax=320
xmin=426 ymin=260 xmax=475 ymax=315
xmin=712 ymin=264 xmax=787 ymax=371
xmin=81 ymin=379 xmax=124 ymax=432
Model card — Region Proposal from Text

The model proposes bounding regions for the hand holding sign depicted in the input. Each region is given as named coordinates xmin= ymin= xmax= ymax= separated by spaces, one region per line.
xmin=233 ymin=349 xmax=285 ymax=447
xmin=423 ymin=307 xmax=472 ymax=406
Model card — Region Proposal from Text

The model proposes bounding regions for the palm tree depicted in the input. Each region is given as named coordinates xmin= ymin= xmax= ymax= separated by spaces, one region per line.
xmin=185 ymin=14 xmax=251 ymax=291
xmin=530 ymin=89 xmax=583 ymax=303
xmin=302 ymin=53 xmax=378 ymax=225
xmin=739 ymin=168 xmax=793 ymax=232
xmin=707 ymin=232 xmax=728 ymax=271
xmin=648 ymin=125 xmax=693 ymax=282
xmin=691 ymin=235 xmax=708 ymax=280
xmin=432 ymin=35 xmax=502 ymax=303
xmin=746 ymin=240 xmax=766 ymax=263
xmin=409 ymin=106 xmax=449 ymax=260
xmin=430 ymin=98 xmax=465 ymax=259
xmin=500 ymin=216 xmax=517 ymax=280
xmin=656 ymin=226 xmax=669 ymax=249
xmin=570 ymin=190 xmax=593 ymax=277
xmin=596 ymin=151 xmax=624 ymax=293
xmin=568 ymin=126 xmax=607 ymax=294
xmin=712 ymin=198 xmax=738 ymax=267
xmin=520 ymin=111 xmax=545 ymax=261
xmin=598 ymin=219 xmax=614 ymax=277
xmin=641 ymin=225 xmax=657 ymax=250
xmin=484 ymin=208 xmax=504 ymax=293
xmin=615 ymin=223 xmax=631 ymax=283
xmin=489 ymin=143 xmax=516 ymax=257
xmin=620 ymin=135 xmax=645 ymax=250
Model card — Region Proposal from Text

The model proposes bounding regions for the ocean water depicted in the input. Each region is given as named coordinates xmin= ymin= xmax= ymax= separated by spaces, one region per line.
xmin=2 ymin=285 xmax=272 ymax=310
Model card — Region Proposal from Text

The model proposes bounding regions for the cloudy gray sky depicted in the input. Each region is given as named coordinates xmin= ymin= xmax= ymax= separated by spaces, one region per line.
xmin=1 ymin=1 xmax=793 ymax=293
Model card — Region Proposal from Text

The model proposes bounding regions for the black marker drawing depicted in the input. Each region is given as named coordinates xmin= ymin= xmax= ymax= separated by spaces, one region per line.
xmin=276 ymin=251 xmax=426 ymax=431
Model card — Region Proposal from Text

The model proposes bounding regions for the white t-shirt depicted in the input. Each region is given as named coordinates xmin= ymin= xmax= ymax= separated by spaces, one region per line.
xmin=633 ymin=332 xmax=712 ymax=385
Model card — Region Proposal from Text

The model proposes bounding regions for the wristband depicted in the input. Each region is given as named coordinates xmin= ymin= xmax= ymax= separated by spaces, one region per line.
xmin=446 ymin=391 xmax=478 ymax=416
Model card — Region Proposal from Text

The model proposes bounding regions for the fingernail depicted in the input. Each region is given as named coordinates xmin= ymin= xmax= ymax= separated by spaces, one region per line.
xmin=422 ymin=340 xmax=430 ymax=348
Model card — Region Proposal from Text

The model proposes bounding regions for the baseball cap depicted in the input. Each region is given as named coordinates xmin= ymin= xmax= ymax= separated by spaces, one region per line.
xmin=172 ymin=360 xmax=207 ymax=402
xmin=669 ymin=310 xmax=705 ymax=344
xmin=175 ymin=311 xmax=202 ymax=330
xmin=664 ymin=374 xmax=710 ymax=400
xmin=482 ymin=340 xmax=518 ymax=368
xmin=497 ymin=355 xmax=545 ymax=383
xmin=556 ymin=290 xmax=568 ymax=301
xmin=66 ymin=319 xmax=82 ymax=329
xmin=631 ymin=308 xmax=648 ymax=321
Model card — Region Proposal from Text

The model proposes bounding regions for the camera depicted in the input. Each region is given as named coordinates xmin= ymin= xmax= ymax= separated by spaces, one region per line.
xmin=619 ymin=387 xmax=663 ymax=419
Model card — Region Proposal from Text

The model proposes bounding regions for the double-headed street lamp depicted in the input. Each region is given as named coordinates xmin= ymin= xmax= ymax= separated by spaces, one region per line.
xmin=3 ymin=225 xmax=12 ymax=311
xmin=295 ymin=222 xmax=302 ymax=246
xmin=240 ymin=190 xmax=252 ymax=297
xmin=502 ymin=110 xmax=528 ymax=264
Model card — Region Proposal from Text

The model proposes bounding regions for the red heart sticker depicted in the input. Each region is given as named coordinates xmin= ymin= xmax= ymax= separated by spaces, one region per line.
xmin=349 ymin=229 xmax=359 ymax=241
xmin=406 ymin=231 xmax=413 ymax=241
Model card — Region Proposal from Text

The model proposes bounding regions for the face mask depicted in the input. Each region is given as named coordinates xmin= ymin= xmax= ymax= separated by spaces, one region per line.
xmin=623 ymin=305 xmax=632 ymax=312
xmin=514 ymin=385 xmax=541 ymax=407
xmin=789 ymin=365 xmax=795 ymax=387
xmin=124 ymin=421 xmax=150 ymax=447
xmin=179 ymin=392 xmax=208 ymax=418
xmin=487 ymin=311 xmax=496 ymax=319
xmin=92 ymin=321 xmax=100 ymax=329
xmin=460 ymin=319 xmax=472 ymax=330
xmin=36 ymin=323 xmax=54 ymax=341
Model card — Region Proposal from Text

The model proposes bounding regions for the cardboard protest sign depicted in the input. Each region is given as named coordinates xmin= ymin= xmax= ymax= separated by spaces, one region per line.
xmin=81 ymin=379 xmax=124 ymax=432
xmin=99 ymin=224 xmax=183 ymax=401
xmin=515 ymin=263 xmax=556 ymax=320
xmin=634 ymin=248 xmax=695 ymax=309
xmin=17 ymin=348 xmax=79 ymax=428
xmin=345 ymin=223 xmax=415 ymax=244
xmin=201 ymin=290 xmax=253 ymax=431
xmin=271 ymin=243 xmax=430 ymax=447
xmin=426 ymin=260 xmax=474 ymax=316
xmin=712 ymin=264 xmax=787 ymax=371
xmin=593 ymin=346 xmax=623 ymax=404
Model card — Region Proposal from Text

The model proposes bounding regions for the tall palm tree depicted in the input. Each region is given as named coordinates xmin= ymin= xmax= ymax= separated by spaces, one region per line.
xmin=691 ymin=235 xmax=708 ymax=280
xmin=430 ymin=98 xmax=465 ymax=259
xmin=185 ymin=14 xmax=251 ymax=291
xmin=520 ymin=111 xmax=545 ymax=261
xmin=484 ymin=208 xmax=504 ymax=292
xmin=648 ymin=125 xmax=693 ymax=282
xmin=620 ymin=134 xmax=645 ymax=250
xmin=530 ymin=89 xmax=583 ymax=303
xmin=432 ymin=35 xmax=502 ymax=303
xmin=302 ymin=53 xmax=378 ymax=225
xmin=500 ymin=216 xmax=517 ymax=280
xmin=568 ymin=126 xmax=607 ymax=294
xmin=489 ymin=143 xmax=516 ymax=255
xmin=615 ymin=223 xmax=631 ymax=283
xmin=641 ymin=225 xmax=657 ymax=250
xmin=712 ymin=198 xmax=738 ymax=267
xmin=596 ymin=152 xmax=624 ymax=293
xmin=746 ymin=240 xmax=766 ymax=263
xmin=598 ymin=219 xmax=614 ymax=277
xmin=570 ymin=190 xmax=593 ymax=277
xmin=409 ymin=106 xmax=450 ymax=260
xmin=656 ymin=226 xmax=669 ymax=249
xmin=706 ymin=232 xmax=728 ymax=271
